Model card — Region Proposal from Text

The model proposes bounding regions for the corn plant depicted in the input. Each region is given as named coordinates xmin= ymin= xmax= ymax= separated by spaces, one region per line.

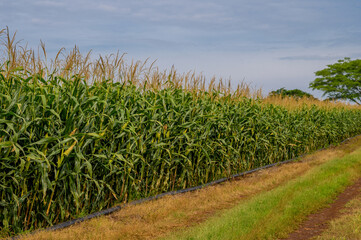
xmin=1 ymin=69 xmax=361 ymax=236
xmin=1 ymin=29 xmax=361 ymax=236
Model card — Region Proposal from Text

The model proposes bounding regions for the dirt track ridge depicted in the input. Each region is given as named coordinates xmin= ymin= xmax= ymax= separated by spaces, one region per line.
xmin=282 ymin=178 xmax=361 ymax=240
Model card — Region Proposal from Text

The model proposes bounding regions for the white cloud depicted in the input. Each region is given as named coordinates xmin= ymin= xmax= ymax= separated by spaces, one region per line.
xmin=33 ymin=0 xmax=65 ymax=7
xmin=97 ymin=4 xmax=118 ymax=13
xmin=279 ymin=55 xmax=343 ymax=61
xmin=31 ymin=18 xmax=45 ymax=24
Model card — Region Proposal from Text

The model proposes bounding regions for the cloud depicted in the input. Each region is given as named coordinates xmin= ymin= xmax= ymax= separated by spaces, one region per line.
xmin=279 ymin=55 xmax=342 ymax=61
xmin=33 ymin=1 xmax=65 ymax=7
xmin=97 ymin=4 xmax=118 ymax=12
xmin=30 ymin=18 xmax=48 ymax=24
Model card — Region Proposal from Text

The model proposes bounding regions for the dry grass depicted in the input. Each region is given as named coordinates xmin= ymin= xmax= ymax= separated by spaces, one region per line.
xmin=263 ymin=95 xmax=361 ymax=110
xmin=18 ymin=136 xmax=361 ymax=240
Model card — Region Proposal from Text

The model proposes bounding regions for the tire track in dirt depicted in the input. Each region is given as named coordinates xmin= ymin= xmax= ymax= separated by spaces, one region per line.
xmin=282 ymin=177 xmax=361 ymax=240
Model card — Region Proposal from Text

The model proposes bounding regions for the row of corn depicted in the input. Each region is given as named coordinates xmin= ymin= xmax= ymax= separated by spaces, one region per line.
xmin=1 ymin=71 xmax=361 ymax=235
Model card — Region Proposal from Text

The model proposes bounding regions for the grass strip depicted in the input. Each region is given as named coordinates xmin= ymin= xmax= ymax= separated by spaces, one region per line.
xmin=169 ymin=147 xmax=361 ymax=240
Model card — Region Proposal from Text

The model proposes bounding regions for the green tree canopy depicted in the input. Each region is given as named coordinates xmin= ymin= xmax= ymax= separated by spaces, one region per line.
xmin=309 ymin=57 xmax=361 ymax=105
xmin=269 ymin=88 xmax=316 ymax=99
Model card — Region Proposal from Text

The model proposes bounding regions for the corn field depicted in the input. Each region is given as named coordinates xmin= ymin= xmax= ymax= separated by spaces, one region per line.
xmin=1 ymin=29 xmax=361 ymax=236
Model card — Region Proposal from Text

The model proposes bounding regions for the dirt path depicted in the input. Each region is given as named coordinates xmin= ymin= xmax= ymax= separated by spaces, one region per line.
xmin=282 ymin=177 xmax=361 ymax=240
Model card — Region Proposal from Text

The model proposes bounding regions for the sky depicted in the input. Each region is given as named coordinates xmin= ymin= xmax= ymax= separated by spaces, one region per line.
xmin=2 ymin=0 xmax=361 ymax=97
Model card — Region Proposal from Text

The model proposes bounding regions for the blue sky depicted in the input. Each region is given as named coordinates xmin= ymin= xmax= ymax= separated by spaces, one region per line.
xmin=2 ymin=0 xmax=361 ymax=96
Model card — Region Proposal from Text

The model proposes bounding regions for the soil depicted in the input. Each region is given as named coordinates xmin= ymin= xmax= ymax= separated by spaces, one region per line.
xmin=282 ymin=177 xmax=361 ymax=240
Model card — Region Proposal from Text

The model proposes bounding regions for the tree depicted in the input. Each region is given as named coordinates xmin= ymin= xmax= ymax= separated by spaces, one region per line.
xmin=309 ymin=57 xmax=361 ymax=105
xmin=269 ymin=88 xmax=316 ymax=99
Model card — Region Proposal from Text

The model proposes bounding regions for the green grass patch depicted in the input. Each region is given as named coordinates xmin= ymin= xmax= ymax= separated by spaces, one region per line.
xmin=168 ymin=147 xmax=361 ymax=240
